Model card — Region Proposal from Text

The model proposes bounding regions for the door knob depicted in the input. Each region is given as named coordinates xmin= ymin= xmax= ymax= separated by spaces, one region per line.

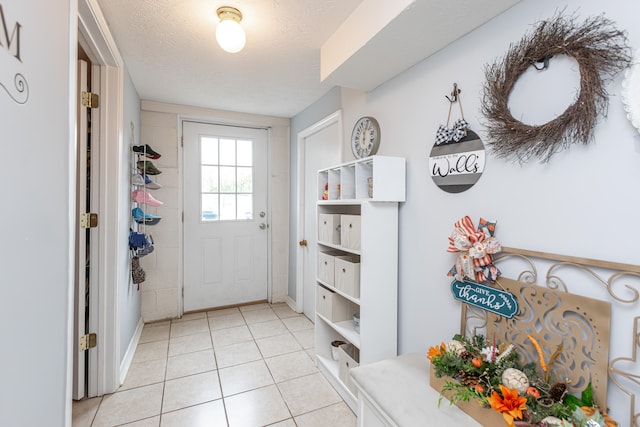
xmin=259 ymin=211 xmax=266 ymax=218
xmin=259 ymin=223 xmax=267 ymax=230
xmin=299 ymin=239 xmax=308 ymax=247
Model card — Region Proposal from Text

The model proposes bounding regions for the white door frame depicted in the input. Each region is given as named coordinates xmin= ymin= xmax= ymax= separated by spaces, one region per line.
xmin=295 ymin=110 xmax=343 ymax=312
xmin=76 ymin=0 xmax=124 ymax=396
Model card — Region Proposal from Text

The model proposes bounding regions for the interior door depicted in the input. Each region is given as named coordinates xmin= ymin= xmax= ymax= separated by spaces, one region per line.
xmin=74 ymin=58 xmax=100 ymax=399
xmin=183 ymin=121 xmax=269 ymax=311
xmin=301 ymin=119 xmax=341 ymax=317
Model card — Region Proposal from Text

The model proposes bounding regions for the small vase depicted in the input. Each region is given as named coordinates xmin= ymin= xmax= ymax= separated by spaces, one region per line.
xmin=331 ymin=340 xmax=346 ymax=361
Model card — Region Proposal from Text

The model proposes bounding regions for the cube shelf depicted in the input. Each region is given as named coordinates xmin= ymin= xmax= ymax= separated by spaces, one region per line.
xmin=317 ymin=155 xmax=405 ymax=202
xmin=315 ymin=155 xmax=405 ymax=412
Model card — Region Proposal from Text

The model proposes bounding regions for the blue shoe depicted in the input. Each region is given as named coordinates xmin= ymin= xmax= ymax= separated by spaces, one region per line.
xmin=132 ymin=207 xmax=162 ymax=225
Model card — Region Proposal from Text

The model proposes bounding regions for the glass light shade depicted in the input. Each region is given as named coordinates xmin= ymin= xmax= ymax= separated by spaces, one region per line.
xmin=216 ymin=19 xmax=246 ymax=53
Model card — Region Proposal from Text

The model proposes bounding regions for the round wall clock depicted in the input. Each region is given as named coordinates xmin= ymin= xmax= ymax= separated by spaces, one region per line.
xmin=351 ymin=116 xmax=380 ymax=159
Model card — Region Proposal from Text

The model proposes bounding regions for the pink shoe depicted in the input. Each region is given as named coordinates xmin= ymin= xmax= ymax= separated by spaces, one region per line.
xmin=132 ymin=190 xmax=163 ymax=207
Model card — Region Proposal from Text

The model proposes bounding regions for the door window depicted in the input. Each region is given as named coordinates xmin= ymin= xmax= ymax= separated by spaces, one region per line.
xmin=200 ymin=136 xmax=253 ymax=221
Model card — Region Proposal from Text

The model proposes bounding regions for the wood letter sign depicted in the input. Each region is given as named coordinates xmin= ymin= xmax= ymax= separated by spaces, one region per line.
xmin=450 ymin=279 xmax=518 ymax=318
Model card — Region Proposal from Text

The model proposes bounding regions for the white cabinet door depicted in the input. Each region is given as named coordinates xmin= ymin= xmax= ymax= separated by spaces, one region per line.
xmin=183 ymin=121 xmax=268 ymax=311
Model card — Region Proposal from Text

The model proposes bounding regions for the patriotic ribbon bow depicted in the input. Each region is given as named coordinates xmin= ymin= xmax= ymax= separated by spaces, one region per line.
xmin=434 ymin=118 xmax=469 ymax=145
xmin=447 ymin=216 xmax=501 ymax=283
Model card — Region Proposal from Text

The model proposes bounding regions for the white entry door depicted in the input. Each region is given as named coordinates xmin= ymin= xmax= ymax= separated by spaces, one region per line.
xmin=183 ymin=121 xmax=269 ymax=311
xmin=297 ymin=112 xmax=341 ymax=316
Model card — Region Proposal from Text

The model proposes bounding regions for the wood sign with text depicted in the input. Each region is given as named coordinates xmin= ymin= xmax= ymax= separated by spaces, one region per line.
xmin=0 ymin=3 xmax=28 ymax=104
xmin=450 ymin=279 xmax=518 ymax=318
xmin=429 ymin=130 xmax=485 ymax=193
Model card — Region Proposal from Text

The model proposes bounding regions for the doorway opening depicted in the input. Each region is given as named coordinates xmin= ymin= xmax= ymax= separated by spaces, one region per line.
xmin=72 ymin=0 xmax=126 ymax=404
xmin=73 ymin=44 xmax=98 ymax=400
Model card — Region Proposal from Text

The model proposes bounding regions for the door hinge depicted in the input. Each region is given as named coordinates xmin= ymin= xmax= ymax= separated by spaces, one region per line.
xmin=81 ymin=91 xmax=99 ymax=108
xmin=79 ymin=333 xmax=97 ymax=351
xmin=80 ymin=212 xmax=99 ymax=228
xmin=181 ymin=136 xmax=184 ymax=147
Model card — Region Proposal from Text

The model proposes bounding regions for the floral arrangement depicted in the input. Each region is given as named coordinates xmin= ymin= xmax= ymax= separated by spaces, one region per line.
xmin=427 ymin=334 xmax=617 ymax=427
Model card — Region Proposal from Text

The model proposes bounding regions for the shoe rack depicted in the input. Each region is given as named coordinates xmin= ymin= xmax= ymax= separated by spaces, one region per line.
xmin=129 ymin=122 xmax=164 ymax=288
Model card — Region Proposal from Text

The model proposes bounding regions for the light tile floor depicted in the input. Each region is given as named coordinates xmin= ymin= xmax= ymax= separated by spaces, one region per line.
xmin=72 ymin=303 xmax=356 ymax=427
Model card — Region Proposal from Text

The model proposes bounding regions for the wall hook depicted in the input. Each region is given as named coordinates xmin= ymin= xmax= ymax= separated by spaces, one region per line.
xmin=532 ymin=54 xmax=553 ymax=71
xmin=445 ymin=83 xmax=461 ymax=103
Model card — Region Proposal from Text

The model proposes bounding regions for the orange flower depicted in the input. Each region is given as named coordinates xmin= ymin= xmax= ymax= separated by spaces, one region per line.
xmin=472 ymin=358 xmax=483 ymax=368
xmin=488 ymin=385 xmax=527 ymax=427
xmin=427 ymin=342 xmax=446 ymax=361
xmin=526 ymin=387 xmax=540 ymax=399
xmin=475 ymin=384 xmax=485 ymax=394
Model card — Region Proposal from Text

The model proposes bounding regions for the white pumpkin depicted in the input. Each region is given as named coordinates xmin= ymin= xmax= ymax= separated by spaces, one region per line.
xmin=540 ymin=416 xmax=563 ymax=426
xmin=501 ymin=368 xmax=530 ymax=395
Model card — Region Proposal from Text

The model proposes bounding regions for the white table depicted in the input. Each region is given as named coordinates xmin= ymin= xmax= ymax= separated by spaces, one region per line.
xmin=350 ymin=353 xmax=482 ymax=427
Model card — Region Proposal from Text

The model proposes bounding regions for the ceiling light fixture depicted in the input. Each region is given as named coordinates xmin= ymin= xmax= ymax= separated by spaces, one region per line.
xmin=216 ymin=6 xmax=246 ymax=53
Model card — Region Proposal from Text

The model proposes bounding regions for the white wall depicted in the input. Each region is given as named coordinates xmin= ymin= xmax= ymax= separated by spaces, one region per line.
xmin=119 ymin=68 xmax=142 ymax=361
xmin=0 ymin=0 xmax=75 ymax=425
xmin=354 ymin=0 xmax=640 ymax=353
xmin=139 ymin=101 xmax=290 ymax=321
xmin=293 ymin=0 xmax=640 ymax=423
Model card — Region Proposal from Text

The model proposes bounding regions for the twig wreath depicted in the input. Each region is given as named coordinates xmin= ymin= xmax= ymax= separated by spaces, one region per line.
xmin=482 ymin=12 xmax=631 ymax=163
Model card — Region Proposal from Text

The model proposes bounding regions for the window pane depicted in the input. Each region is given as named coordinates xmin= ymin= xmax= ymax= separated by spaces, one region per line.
xmin=201 ymin=166 xmax=218 ymax=192
xmin=219 ymin=138 xmax=235 ymax=165
xmin=237 ymin=167 xmax=252 ymax=193
xmin=201 ymin=194 xmax=219 ymax=221
xmin=201 ymin=137 xmax=218 ymax=164
xmin=198 ymin=135 xmax=254 ymax=222
xmin=219 ymin=166 xmax=236 ymax=193
xmin=237 ymin=140 xmax=252 ymax=166
xmin=237 ymin=194 xmax=253 ymax=220
xmin=220 ymin=194 xmax=236 ymax=220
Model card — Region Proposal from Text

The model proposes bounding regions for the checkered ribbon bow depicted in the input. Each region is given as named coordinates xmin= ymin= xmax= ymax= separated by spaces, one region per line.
xmin=435 ymin=118 xmax=469 ymax=145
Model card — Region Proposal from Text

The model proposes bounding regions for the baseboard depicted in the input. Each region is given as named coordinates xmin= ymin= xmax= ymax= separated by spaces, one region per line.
xmin=119 ymin=317 xmax=144 ymax=386
xmin=286 ymin=296 xmax=300 ymax=313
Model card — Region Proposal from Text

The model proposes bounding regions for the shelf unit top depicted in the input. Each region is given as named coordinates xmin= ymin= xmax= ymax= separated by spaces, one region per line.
xmin=317 ymin=155 xmax=406 ymax=203
xmin=316 ymin=155 xmax=396 ymax=172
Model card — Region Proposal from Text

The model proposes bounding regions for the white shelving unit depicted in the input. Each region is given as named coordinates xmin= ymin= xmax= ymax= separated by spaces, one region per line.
xmin=314 ymin=155 xmax=405 ymax=411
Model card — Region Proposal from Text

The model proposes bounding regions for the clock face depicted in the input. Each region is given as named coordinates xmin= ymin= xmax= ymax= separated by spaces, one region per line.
xmin=351 ymin=116 xmax=380 ymax=159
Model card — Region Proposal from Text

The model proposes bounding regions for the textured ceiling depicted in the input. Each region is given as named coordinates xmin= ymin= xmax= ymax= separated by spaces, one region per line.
xmin=96 ymin=0 xmax=520 ymax=118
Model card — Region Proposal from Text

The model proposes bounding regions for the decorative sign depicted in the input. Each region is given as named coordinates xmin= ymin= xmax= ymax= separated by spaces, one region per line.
xmin=450 ymin=279 xmax=518 ymax=318
xmin=0 ymin=3 xmax=29 ymax=104
xmin=429 ymin=130 xmax=485 ymax=193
